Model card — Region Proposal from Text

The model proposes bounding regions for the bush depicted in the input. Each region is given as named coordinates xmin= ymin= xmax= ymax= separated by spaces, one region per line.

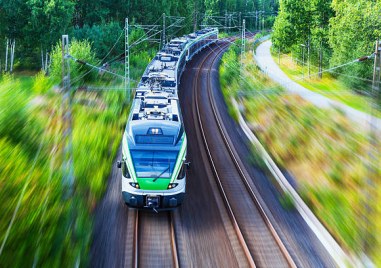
xmin=74 ymin=22 xmax=123 ymax=59
xmin=0 ymin=75 xmax=28 ymax=144
xmin=32 ymin=71 xmax=52 ymax=95
xmin=50 ymin=39 xmax=98 ymax=85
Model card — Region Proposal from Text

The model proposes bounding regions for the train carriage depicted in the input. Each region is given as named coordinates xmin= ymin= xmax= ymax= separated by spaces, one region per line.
xmin=119 ymin=28 xmax=218 ymax=211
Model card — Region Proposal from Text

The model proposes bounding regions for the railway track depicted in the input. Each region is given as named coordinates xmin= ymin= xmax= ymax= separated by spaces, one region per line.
xmin=128 ymin=210 xmax=179 ymax=268
xmin=192 ymin=41 xmax=297 ymax=267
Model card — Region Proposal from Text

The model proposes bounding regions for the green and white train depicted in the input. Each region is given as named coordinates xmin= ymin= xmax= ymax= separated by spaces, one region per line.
xmin=118 ymin=28 xmax=218 ymax=211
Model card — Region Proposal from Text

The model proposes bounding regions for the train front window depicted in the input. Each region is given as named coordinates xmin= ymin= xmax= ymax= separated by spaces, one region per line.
xmin=130 ymin=150 xmax=178 ymax=178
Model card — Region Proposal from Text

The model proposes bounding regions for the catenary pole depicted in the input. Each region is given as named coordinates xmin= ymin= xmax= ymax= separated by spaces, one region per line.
xmin=125 ymin=18 xmax=130 ymax=100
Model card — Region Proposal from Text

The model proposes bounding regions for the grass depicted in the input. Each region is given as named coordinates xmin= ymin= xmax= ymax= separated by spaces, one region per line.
xmin=0 ymin=74 xmax=127 ymax=267
xmin=272 ymin=52 xmax=381 ymax=118
xmin=220 ymin=40 xmax=381 ymax=265
xmin=0 ymin=46 xmax=151 ymax=266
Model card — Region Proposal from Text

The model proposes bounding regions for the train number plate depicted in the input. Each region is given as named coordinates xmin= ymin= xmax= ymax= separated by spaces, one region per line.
xmin=146 ymin=196 xmax=160 ymax=208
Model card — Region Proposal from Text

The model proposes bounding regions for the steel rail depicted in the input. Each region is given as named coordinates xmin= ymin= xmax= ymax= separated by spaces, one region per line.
xmin=192 ymin=41 xmax=256 ymax=268
xmin=206 ymin=43 xmax=297 ymax=268
xmin=133 ymin=210 xmax=179 ymax=268
xmin=133 ymin=210 xmax=139 ymax=268
xmin=169 ymin=212 xmax=180 ymax=268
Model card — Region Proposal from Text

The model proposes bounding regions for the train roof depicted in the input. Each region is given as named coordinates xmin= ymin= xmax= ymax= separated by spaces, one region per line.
xmin=127 ymin=89 xmax=183 ymax=146
xmin=126 ymin=28 xmax=218 ymax=146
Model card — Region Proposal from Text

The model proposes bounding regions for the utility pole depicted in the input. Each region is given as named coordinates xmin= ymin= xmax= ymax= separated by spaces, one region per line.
xmin=300 ymin=44 xmax=305 ymax=79
xmin=307 ymin=37 xmax=311 ymax=77
xmin=255 ymin=10 xmax=258 ymax=31
xmin=224 ymin=10 xmax=228 ymax=33
xmin=319 ymin=39 xmax=323 ymax=79
xmin=61 ymin=35 xmax=74 ymax=198
xmin=61 ymin=35 xmax=80 ymax=265
xmin=162 ymin=13 xmax=166 ymax=49
xmin=194 ymin=11 xmax=198 ymax=32
xmin=125 ymin=18 xmax=130 ymax=101
xmin=241 ymin=19 xmax=246 ymax=73
xmin=363 ymin=39 xmax=381 ymax=256
xmin=262 ymin=1 xmax=265 ymax=30
xmin=228 ymin=14 xmax=232 ymax=33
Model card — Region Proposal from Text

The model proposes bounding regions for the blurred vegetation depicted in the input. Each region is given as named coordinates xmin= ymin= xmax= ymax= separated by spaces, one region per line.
xmin=270 ymin=50 xmax=381 ymax=118
xmin=0 ymin=33 xmax=152 ymax=266
xmin=220 ymin=37 xmax=381 ymax=265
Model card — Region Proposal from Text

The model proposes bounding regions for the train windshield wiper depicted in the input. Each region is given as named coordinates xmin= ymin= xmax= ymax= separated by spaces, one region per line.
xmin=153 ymin=165 xmax=170 ymax=182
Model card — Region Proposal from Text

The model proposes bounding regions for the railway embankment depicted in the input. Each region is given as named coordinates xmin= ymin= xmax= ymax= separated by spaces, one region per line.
xmin=219 ymin=36 xmax=381 ymax=267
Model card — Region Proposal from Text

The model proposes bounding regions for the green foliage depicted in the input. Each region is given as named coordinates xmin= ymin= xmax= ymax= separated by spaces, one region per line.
xmin=0 ymin=36 xmax=156 ymax=264
xmin=272 ymin=0 xmax=332 ymax=55
xmin=329 ymin=0 xmax=381 ymax=90
xmin=50 ymin=39 xmax=98 ymax=85
xmin=27 ymin=0 xmax=75 ymax=49
xmin=0 ymin=75 xmax=41 ymax=148
xmin=272 ymin=10 xmax=294 ymax=52
xmin=32 ymin=71 xmax=52 ymax=94
xmin=0 ymin=74 xmax=128 ymax=266
xmin=73 ymin=21 xmax=123 ymax=60
xmin=0 ymin=0 xmax=75 ymax=69
xmin=0 ymin=0 xmax=280 ymax=70
xmin=220 ymin=39 xmax=381 ymax=262
xmin=272 ymin=0 xmax=381 ymax=93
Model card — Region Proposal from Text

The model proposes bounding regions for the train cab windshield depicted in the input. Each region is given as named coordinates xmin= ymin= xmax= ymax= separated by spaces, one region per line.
xmin=130 ymin=150 xmax=179 ymax=178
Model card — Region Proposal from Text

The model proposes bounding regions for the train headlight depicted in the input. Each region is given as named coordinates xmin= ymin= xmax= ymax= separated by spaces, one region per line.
xmin=167 ymin=183 xmax=178 ymax=189
xmin=129 ymin=182 xmax=140 ymax=189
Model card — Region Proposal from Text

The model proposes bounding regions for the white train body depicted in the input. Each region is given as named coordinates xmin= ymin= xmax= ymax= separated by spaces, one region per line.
xmin=119 ymin=28 xmax=218 ymax=210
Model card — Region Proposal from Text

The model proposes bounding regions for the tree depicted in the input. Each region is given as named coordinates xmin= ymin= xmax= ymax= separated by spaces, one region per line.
xmin=73 ymin=0 xmax=109 ymax=27
xmin=50 ymin=39 xmax=98 ymax=85
xmin=272 ymin=0 xmax=332 ymax=73
xmin=329 ymin=0 xmax=381 ymax=90
xmin=272 ymin=1 xmax=295 ymax=52
xmin=27 ymin=0 xmax=75 ymax=50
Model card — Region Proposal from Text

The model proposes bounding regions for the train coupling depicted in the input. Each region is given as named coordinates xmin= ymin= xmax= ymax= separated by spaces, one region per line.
xmin=146 ymin=196 xmax=160 ymax=213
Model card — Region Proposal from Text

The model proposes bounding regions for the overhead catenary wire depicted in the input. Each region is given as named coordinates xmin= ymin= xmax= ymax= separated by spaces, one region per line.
xmin=127 ymin=15 xmax=164 ymax=48
xmin=66 ymin=54 xmax=138 ymax=82
xmin=206 ymin=35 xmax=377 ymax=138
xmin=68 ymin=28 xmax=126 ymax=87
xmin=279 ymin=51 xmax=375 ymax=83
xmin=67 ymin=12 xmax=195 ymax=87
xmin=68 ymin=15 xmax=164 ymax=87
xmin=208 ymin=41 xmax=366 ymax=155
xmin=213 ymin=36 xmax=375 ymax=95
xmin=68 ymin=14 xmax=181 ymax=86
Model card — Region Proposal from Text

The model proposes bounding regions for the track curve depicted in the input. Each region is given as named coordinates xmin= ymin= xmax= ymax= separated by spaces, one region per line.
xmin=192 ymin=41 xmax=296 ymax=267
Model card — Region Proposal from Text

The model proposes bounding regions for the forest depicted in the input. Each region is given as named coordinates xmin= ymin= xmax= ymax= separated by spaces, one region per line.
xmin=0 ymin=0 xmax=277 ymax=71
xmin=272 ymin=0 xmax=381 ymax=94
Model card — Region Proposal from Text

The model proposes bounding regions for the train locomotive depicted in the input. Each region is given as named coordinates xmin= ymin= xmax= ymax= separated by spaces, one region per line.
xmin=118 ymin=28 xmax=218 ymax=211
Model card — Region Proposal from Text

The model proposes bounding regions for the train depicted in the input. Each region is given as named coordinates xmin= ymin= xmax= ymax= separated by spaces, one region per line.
xmin=118 ymin=28 xmax=218 ymax=211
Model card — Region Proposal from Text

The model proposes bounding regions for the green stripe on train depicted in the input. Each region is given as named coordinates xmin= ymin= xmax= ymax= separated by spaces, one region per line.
xmin=137 ymin=178 xmax=171 ymax=190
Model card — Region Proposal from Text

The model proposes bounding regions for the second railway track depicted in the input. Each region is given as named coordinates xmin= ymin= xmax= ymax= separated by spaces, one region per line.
xmin=193 ymin=41 xmax=297 ymax=267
